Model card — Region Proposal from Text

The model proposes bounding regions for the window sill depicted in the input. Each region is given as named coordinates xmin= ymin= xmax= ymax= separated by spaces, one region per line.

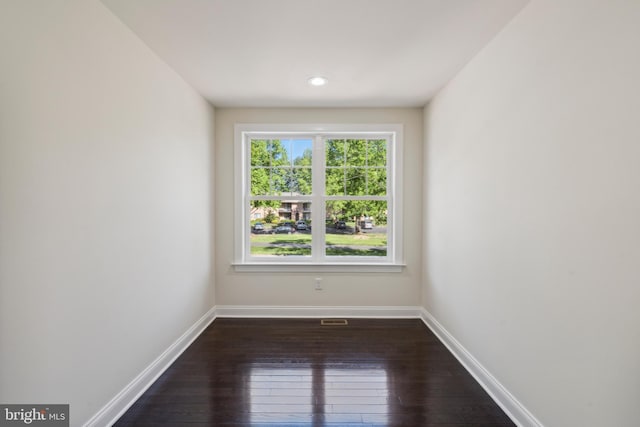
xmin=231 ymin=262 xmax=406 ymax=273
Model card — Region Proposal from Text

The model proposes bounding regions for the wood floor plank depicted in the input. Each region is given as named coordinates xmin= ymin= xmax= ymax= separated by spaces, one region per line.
xmin=115 ymin=318 xmax=515 ymax=426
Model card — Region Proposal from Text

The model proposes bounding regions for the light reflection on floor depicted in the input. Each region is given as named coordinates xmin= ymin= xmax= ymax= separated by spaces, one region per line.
xmin=249 ymin=363 xmax=388 ymax=426
xmin=249 ymin=365 xmax=314 ymax=424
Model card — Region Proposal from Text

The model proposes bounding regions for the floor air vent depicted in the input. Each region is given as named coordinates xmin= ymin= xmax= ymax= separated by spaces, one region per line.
xmin=321 ymin=319 xmax=348 ymax=326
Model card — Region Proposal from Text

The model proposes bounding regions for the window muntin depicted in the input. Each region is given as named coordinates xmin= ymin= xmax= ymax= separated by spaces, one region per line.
xmin=236 ymin=124 xmax=402 ymax=268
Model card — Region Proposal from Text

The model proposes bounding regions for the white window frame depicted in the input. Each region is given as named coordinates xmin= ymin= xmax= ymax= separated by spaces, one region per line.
xmin=233 ymin=123 xmax=404 ymax=272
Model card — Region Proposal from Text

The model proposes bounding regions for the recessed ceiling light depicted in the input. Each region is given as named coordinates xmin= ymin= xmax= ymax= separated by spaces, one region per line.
xmin=307 ymin=76 xmax=328 ymax=87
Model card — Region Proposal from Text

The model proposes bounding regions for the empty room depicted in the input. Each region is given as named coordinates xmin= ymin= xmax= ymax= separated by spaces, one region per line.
xmin=1 ymin=0 xmax=638 ymax=426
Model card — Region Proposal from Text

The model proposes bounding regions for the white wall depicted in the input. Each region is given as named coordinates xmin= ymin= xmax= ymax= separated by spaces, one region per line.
xmin=215 ymin=108 xmax=422 ymax=307
xmin=0 ymin=1 xmax=215 ymax=425
xmin=423 ymin=0 xmax=640 ymax=426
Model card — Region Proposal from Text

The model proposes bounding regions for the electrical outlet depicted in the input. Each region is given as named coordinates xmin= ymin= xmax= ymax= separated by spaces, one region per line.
xmin=314 ymin=277 xmax=323 ymax=291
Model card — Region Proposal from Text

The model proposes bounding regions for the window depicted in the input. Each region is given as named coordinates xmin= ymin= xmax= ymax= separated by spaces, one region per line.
xmin=234 ymin=124 xmax=403 ymax=272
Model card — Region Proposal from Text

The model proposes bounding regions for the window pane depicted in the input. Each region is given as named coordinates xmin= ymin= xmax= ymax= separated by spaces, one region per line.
xmin=325 ymin=201 xmax=387 ymax=257
xmin=250 ymin=139 xmax=271 ymax=167
xmin=270 ymin=167 xmax=291 ymax=195
xmin=270 ymin=139 xmax=290 ymax=167
xmin=325 ymin=167 xmax=345 ymax=196
xmin=292 ymin=167 xmax=312 ymax=195
xmin=250 ymin=167 xmax=270 ymax=196
xmin=292 ymin=139 xmax=313 ymax=166
xmin=367 ymin=139 xmax=387 ymax=166
xmin=326 ymin=139 xmax=345 ymax=167
xmin=265 ymin=167 xmax=313 ymax=195
xmin=326 ymin=166 xmax=386 ymax=196
xmin=346 ymin=139 xmax=366 ymax=166
xmin=345 ymin=168 xmax=366 ymax=196
xmin=367 ymin=168 xmax=387 ymax=196
xmin=250 ymin=202 xmax=312 ymax=257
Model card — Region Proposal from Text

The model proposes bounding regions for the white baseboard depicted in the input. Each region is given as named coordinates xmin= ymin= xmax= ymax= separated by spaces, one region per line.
xmin=215 ymin=305 xmax=423 ymax=318
xmin=419 ymin=308 xmax=543 ymax=427
xmin=83 ymin=306 xmax=217 ymax=427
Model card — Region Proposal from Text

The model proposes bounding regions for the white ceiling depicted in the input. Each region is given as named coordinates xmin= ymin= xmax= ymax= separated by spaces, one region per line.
xmin=101 ymin=0 xmax=528 ymax=107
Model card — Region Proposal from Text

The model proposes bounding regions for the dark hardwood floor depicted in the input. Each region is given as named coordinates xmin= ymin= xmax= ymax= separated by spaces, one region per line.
xmin=115 ymin=318 xmax=515 ymax=426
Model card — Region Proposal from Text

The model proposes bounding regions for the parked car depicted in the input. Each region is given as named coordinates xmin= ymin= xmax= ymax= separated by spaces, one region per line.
xmin=335 ymin=220 xmax=346 ymax=229
xmin=253 ymin=222 xmax=264 ymax=231
xmin=274 ymin=223 xmax=294 ymax=234
xmin=360 ymin=219 xmax=373 ymax=230
xmin=295 ymin=220 xmax=308 ymax=230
